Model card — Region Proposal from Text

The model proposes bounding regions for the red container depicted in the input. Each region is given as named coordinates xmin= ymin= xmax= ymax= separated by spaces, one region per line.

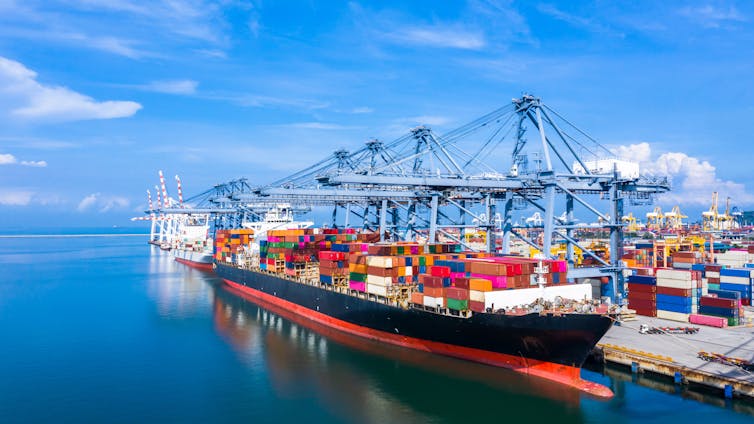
xmin=419 ymin=274 xmax=444 ymax=288
xmin=430 ymin=266 xmax=451 ymax=277
xmin=627 ymin=283 xmax=656 ymax=293
xmin=628 ymin=291 xmax=656 ymax=301
xmin=445 ymin=287 xmax=469 ymax=300
xmin=453 ymin=277 xmax=471 ymax=289
xmin=318 ymin=251 xmax=345 ymax=261
xmin=632 ymin=307 xmax=657 ymax=317
xmin=424 ymin=286 xmax=445 ymax=297
xmin=628 ymin=298 xmax=656 ymax=311
xmin=657 ymin=287 xmax=692 ymax=297
xmin=469 ymin=300 xmax=485 ymax=313
xmin=700 ymin=296 xmax=736 ymax=309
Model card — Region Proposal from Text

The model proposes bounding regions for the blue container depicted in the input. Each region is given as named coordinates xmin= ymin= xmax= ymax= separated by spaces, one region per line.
xmin=442 ymin=277 xmax=452 ymax=287
xmin=691 ymin=264 xmax=706 ymax=271
xmin=708 ymin=289 xmax=741 ymax=300
xmin=699 ymin=305 xmax=739 ymax=317
xmin=657 ymin=302 xmax=692 ymax=313
xmin=720 ymin=283 xmax=751 ymax=295
xmin=720 ymin=268 xmax=751 ymax=278
xmin=657 ymin=294 xmax=692 ymax=306
xmin=319 ymin=275 xmax=333 ymax=285
xmin=627 ymin=275 xmax=656 ymax=285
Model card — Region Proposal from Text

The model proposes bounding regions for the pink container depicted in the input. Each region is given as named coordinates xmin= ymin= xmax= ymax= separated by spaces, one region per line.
xmin=450 ymin=272 xmax=466 ymax=279
xmin=689 ymin=314 xmax=728 ymax=328
xmin=349 ymin=281 xmax=366 ymax=292
xmin=470 ymin=273 xmax=507 ymax=288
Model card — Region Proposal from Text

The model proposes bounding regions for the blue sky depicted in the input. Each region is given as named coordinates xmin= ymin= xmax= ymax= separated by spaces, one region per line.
xmin=1 ymin=1 xmax=753 ymax=229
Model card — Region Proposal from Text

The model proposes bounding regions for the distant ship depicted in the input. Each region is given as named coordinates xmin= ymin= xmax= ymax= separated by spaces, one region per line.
xmin=172 ymin=215 xmax=213 ymax=271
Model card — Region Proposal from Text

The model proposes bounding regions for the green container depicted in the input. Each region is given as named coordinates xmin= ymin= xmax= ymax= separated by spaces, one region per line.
xmin=728 ymin=317 xmax=739 ymax=326
xmin=349 ymin=272 xmax=367 ymax=282
xmin=447 ymin=298 xmax=468 ymax=311
xmin=708 ymin=283 xmax=720 ymax=291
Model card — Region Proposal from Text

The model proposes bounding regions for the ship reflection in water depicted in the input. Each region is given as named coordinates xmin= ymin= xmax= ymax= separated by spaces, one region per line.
xmin=147 ymin=245 xmax=214 ymax=319
xmin=211 ymin=283 xmax=591 ymax=423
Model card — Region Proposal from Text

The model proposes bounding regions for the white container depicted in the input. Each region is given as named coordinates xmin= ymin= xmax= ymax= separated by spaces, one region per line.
xmin=656 ymin=269 xmax=693 ymax=281
xmin=367 ymin=275 xmax=392 ymax=286
xmin=366 ymin=256 xmax=393 ymax=268
xmin=657 ymin=310 xmax=690 ymax=323
xmin=366 ymin=283 xmax=388 ymax=297
xmin=422 ymin=295 xmax=445 ymax=308
xmin=720 ymin=276 xmax=750 ymax=285
xmin=656 ymin=278 xmax=695 ymax=289
xmin=469 ymin=290 xmax=486 ymax=303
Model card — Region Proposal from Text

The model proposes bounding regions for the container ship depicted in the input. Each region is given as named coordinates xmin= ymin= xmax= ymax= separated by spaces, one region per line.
xmin=213 ymin=227 xmax=617 ymax=397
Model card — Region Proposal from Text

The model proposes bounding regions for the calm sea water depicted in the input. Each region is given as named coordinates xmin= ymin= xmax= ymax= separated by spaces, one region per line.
xmin=0 ymin=236 xmax=752 ymax=423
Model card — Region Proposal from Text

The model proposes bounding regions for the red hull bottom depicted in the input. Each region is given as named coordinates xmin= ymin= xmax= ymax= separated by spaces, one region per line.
xmin=222 ymin=278 xmax=613 ymax=398
xmin=175 ymin=257 xmax=214 ymax=271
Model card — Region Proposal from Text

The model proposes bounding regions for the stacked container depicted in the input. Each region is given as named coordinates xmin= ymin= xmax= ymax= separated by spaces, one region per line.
xmin=214 ymin=229 xmax=254 ymax=263
xmin=626 ymin=274 xmax=657 ymax=317
xmin=654 ymin=269 xmax=702 ymax=322
xmin=696 ymin=290 xmax=742 ymax=327
xmin=719 ymin=268 xmax=753 ymax=306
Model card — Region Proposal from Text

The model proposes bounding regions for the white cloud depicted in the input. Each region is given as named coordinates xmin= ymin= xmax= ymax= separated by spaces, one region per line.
xmin=145 ymin=79 xmax=198 ymax=95
xmin=0 ymin=189 xmax=34 ymax=206
xmin=0 ymin=152 xmax=47 ymax=167
xmin=384 ymin=25 xmax=485 ymax=49
xmin=537 ymin=3 xmax=624 ymax=37
xmin=77 ymin=193 xmax=130 ymax=212
xmin=0 ymin=56 xmax=141 ymax=122
xmin=613 ymin=142 xmax=753 ymax=206
xmin=20 ymin=160 xmax=47 ymax=167
xmin=195 ymin=49 xmax=228 ymax=59
xmin=351 ymin=106 xmax=374 ymax=114
xmin=678 ymin=5 xmax=747 ymax=28
xmin=0 ymin=153 xmax=15 ymax=165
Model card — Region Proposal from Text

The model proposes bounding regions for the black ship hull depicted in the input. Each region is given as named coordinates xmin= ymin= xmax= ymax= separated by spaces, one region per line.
xmin=215 ymin=263 xmax=614 ymax=397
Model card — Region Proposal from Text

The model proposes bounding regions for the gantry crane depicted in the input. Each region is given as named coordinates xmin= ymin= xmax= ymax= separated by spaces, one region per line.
xmin=646 ymin=206 xmax=664 ymax=231
xmin=140 ymin=95 xmax=671 ymax=304
xmin=663 ymin=206 xmax=687 ymax=230
xmin=621 ymin=213 xmax=640 ymax=232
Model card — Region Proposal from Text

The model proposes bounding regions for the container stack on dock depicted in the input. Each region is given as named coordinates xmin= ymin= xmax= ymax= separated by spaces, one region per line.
xmin=693 ymin=263 xmax=722 ymax=291
xmin=693 ymin=289 xmax=743 ymax=327
xmin=669 ymin=251 xmax=702 ymax=270
xmin=626 ymin=271 xmax=657 ymax=317
xmin=715 ymin=249 xmax=754 ymax=268
xmin=719 ymin=267 xmax=753 ymax=306
xmin=654 ymin=269 xmax=702 ymax=322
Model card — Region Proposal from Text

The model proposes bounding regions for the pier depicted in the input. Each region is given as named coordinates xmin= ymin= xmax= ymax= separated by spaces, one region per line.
xmin=595 ymin=312 xmax=754 ymax=399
